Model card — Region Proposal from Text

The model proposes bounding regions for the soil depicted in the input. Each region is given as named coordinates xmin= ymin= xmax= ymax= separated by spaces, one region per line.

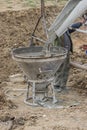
xmin=0 ymin=1 xmax=87 ymax=130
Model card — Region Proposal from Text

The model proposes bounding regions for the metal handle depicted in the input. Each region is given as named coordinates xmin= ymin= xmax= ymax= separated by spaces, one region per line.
xmin=30 ymin=0 xmax=48 ymax=46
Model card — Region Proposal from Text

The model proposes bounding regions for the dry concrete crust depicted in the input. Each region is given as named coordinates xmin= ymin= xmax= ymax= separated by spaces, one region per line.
xmin=0 ymin=2 xmax=87 ymax=130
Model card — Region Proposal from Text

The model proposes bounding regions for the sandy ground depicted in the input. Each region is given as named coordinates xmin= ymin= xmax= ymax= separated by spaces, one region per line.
xmin=0 ymin=1 xmax=87 ymax=130
xmin=0 ymin=0 xmax=65 ymax=11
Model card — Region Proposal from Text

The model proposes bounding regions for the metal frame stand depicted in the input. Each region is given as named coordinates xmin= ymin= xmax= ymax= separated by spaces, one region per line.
xmin=24 ymin=79 xmax=58 ymax=107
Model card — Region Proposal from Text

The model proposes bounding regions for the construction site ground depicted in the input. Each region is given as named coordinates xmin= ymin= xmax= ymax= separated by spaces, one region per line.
xmin=0 ymin=0 xmax=87 ymax=130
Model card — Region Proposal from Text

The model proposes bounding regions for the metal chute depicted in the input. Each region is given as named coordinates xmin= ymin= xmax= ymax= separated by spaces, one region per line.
xmin=48 ymin=0 xmax=87 ymax=41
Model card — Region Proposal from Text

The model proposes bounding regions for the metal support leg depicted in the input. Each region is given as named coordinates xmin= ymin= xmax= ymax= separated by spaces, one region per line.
xmin=32 ymin=82 xmax=36 ymax=104
xmin=51 ymin=82 xmax=58 ymax=104
xmin=26 ymin=82 xmax=30 ymax=100
xmin=24 ymin=81 xmax=38 ymax=106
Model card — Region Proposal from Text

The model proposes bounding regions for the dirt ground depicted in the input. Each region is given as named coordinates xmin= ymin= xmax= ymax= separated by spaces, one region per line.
xmin=0 ymin=1 xmax=87 ymax=130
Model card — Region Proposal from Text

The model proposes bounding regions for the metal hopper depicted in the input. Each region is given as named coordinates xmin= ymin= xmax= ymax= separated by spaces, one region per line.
xmin=12 ymin=46 xmax=67 ymax=106
xmin=12 ymin=46 xmax=67 ymax=82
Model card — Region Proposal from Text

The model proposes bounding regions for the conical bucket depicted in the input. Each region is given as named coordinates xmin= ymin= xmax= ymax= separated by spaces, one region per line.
xmin=12 ymin=46 xmax=67 ymax=82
